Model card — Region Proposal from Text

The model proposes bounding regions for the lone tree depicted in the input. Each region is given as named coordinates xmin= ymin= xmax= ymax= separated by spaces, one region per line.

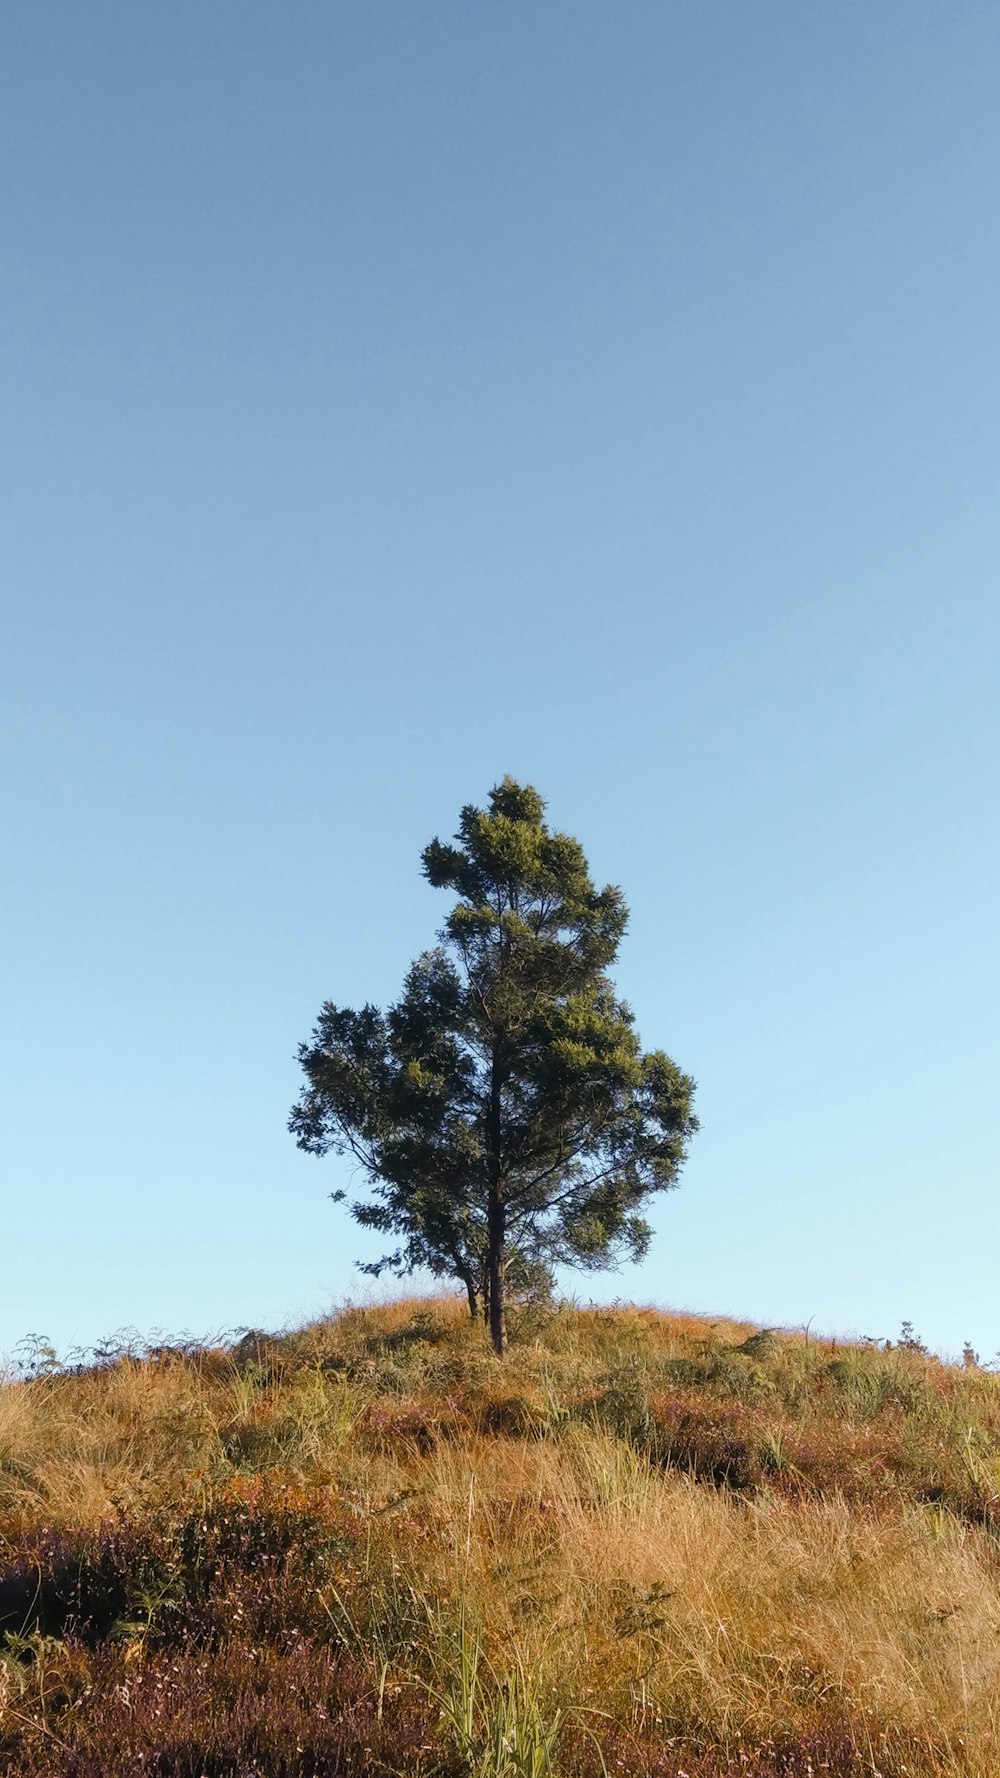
xmin=290 ymin=778 xmax=698 ymax=1357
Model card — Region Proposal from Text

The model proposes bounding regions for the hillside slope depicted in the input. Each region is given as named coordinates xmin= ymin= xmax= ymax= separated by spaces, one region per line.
xmin=1 ymin=1298 xmax=999 ymax=1776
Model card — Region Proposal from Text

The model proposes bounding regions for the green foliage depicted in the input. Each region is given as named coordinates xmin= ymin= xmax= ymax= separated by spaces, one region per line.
xmin=290 ymin=779 xmax=698 ymax=1354
xmin=431 ymin=1606 xmax=599 ymax=1778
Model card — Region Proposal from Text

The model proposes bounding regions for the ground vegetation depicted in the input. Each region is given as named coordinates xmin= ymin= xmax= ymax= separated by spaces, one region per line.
xmin=2 ymin=1300 xmax=1000 ymax=1775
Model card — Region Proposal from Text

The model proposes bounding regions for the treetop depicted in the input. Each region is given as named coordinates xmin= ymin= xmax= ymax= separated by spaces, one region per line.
xmin=422 ymin=775 xmax=628 ymax=978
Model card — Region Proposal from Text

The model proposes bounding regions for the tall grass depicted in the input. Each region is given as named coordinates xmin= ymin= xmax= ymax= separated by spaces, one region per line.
xmin=1 ymin=1299 xmax=1000 ymax=1773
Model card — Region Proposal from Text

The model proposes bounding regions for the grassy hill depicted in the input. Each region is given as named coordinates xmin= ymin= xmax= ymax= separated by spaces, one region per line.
xmin=2 ymin=1297 xmax=1000 ymax=1776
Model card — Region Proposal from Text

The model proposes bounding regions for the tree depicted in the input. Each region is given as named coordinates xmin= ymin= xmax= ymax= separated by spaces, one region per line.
xmin=289 ymin=778 xmax=698 ymax=1356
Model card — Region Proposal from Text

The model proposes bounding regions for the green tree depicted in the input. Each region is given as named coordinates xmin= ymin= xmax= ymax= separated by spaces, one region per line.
xmin=289 ymin=778 xmax=698 ymax=1356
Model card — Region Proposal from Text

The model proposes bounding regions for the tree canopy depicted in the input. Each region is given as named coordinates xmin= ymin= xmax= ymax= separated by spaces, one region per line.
xmin=289 ymin=777 xmax=698 ymax=1355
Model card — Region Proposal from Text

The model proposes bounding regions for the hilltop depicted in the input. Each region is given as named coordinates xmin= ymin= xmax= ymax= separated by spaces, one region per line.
xmin=1 ymin=1298 xmax=999 ymax=1776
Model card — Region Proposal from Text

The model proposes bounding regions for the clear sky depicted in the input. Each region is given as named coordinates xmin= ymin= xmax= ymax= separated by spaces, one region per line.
xmin=3 ymin=2 xmax=998 ymax=1362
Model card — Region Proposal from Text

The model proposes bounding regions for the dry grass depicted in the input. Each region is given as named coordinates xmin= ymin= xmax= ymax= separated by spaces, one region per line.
xmin=1 ymin=1299 xmax=1000 ymax=1774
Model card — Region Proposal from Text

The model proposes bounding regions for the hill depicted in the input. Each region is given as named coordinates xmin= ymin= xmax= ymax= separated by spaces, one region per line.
xmin=1 ymin=1298 xmax=999 ymax=1776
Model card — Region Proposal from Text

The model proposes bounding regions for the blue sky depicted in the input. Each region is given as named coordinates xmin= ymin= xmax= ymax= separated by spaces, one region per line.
xmin=3 ymin=2 xmax=998 ymax=1361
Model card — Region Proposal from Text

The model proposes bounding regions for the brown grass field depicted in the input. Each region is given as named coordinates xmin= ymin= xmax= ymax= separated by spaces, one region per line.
xmin=2 ymin=1296 xmax=1000 ymax=1776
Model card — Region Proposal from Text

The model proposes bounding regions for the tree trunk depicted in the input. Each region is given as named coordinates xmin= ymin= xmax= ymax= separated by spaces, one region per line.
xmin=486 ymin=1043 xmax=506 ymax=1357
xmin=461 ymin=1273 xmax=480 ymax=1321
xmin=487 ymin=1195 xmax=507 ymax=1358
